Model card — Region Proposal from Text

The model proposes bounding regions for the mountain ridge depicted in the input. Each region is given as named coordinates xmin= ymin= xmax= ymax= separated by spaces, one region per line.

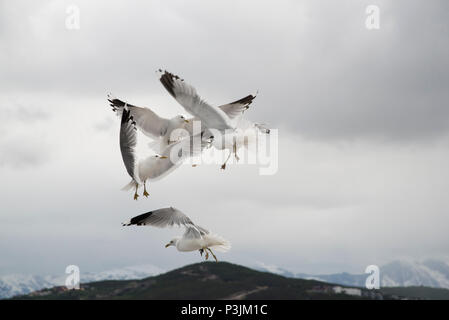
xmin=0 ymin=264 xmax=163 ymax=299
xmin=9 ymin=261 xmax=449 ymax=300
xmin=3 ymin=259 xmax=449 ymax=299
xmin=257 ymin=259 xmax=449 ymax=289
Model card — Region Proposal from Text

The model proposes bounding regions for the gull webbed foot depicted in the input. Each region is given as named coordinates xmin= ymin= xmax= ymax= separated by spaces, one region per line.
xmin=221 ymin=150 xmax=231 ymax=170
xmin=133 ymin=184 xmax=139 ymax=200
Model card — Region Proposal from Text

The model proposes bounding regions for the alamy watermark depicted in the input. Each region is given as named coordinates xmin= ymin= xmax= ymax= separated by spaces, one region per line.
xmin=365 ymin=264 xmax=380 ymax=289
xmin=65 ymin=265 xmax=80 ymax=290
xmin=65 ymin=5 xmax=80 ymax=30
xmin=365 ymin=5 xmax=380 ymax=30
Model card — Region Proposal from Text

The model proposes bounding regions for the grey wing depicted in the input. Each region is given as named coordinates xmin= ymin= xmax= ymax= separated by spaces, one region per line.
xmin=158 ymin=70 xmax=233 ymax=130
xmin=180 ymin=93 xmax=256 ymax=134
xmin=123 ymin=207 xmax=195 ymax=228
xmin=123 ymin=207 xmax=208 ymax=240
xmin=218 ymin=94 xmax=257 ymax=119
xmin=119 ymin=109 xmax=138 ymax=180
xmin=108 ymin=95 xmax=170 ymax=139
xmin=183 ymin=225 xmax=209 ymax=239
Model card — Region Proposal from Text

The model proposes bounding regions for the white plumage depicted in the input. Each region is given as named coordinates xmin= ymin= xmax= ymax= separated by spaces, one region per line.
xmin=123 ymin=207 xmax=231 ymax=261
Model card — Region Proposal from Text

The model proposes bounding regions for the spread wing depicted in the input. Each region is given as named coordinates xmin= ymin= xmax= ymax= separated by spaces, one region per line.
xmin=119 ymin=109 xmax=138 ymax=181
xmin=218 ymin=94 xmax=256 ymax=119
xmin=122 ymin=207 xmax=209 ymax=239
xmin=158 ymin=70 xmax=233 ymax=130
xmin=183 ymin=225 xmax=209 ymax=239
xmin=178 ymin=94 xmax=257 ymax=135
xmin=108 ymin=94 xmax=170 ymax=139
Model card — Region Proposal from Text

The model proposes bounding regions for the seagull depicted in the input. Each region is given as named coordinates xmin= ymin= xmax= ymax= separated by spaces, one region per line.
xmin=108 ymin=94 xmax=190 ymax=153
xmin=122 ymin=207 xmax=231 ymax=262
xmin=158 ymin=70 xmax=268 ymax=168
xmin=120 ymin=108 xmax=211 ymax=200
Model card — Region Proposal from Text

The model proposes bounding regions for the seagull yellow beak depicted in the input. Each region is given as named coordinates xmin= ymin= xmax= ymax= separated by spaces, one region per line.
xmin=184 ymin=119 xmax=190 ymax=123
xmin=159 ymin=156 xmax=168 ymax=159
xmin=165 ymin=243 xmax=171 ymax=248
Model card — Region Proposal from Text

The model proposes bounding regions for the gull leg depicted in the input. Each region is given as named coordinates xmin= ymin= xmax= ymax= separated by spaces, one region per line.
xmin=233 ymin=141 xmax=240 ymax=162
xmin=221 ymin=150 xmax=232 ymax=170
xmin=204 ymin=248 xmax=209 ymax=260
xmin=133 ymin=184 xmax=139 ymax=201
xmin=207 ymin=248 xmax=218 ymax=262
xmin=143 ymin=181 xmax=149 ymax=198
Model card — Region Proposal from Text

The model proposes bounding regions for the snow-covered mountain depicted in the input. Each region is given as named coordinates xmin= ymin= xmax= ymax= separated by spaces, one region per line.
xmin=257 ymin=259 xmax=449 ymax=289
xmin=4 ymin=259 xmax=449 ymax=299
xmin=0 ymin=264 xmax=163 ymax=299
xmin=254 ymin=262 xmax=297 ymax=278
xmin=0 ymin=274 xmax=58 ymax=300
xmin=380 ymin=260 xmax=449 ymax=288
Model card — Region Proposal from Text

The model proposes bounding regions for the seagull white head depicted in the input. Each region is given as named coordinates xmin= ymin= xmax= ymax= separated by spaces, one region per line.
xmin=171 ymin=115 xmax=189 ymax=124
xmin=165 ymin=237 xmax=180 ymax=248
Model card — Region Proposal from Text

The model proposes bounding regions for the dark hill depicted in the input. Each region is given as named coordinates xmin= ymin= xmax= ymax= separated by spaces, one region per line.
xmin=11 ymin=262 xmax=448 ymax=300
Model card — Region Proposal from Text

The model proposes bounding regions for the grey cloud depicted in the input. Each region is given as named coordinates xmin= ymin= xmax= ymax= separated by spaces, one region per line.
xmin=0 ymin=101 xmax=52 ymax=168
xmin=0 ymin=0 xmax=448 ymax=141
xmin=1 ymin=0 xmax=449 ymax=276
xmin=0 ymin=138 xmax=51 ymax=168
xmin=3 ymin=104 xmax=50 ymax=124
xmin=93 ymin=116 xmax=115 ymax=132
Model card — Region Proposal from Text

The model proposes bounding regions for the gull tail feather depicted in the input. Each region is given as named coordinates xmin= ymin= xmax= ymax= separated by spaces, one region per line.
xmin=207 ymin=233 xmax=231 ymax=252
xmin=121 ymin=179 xmax=138 ymax=191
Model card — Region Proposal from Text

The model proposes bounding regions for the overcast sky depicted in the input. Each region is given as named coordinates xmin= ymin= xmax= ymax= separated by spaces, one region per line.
xmin=1 ymin=0 xmax=449 ymax=278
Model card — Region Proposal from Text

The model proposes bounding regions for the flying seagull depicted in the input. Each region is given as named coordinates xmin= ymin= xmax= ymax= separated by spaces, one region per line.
xmin=122 ymin=207 xmax=231 ymax=261
xmin=157 ymin=70 xmax=270 ymax=169
xmin=120 ymin=108 xmax=211 ymax=200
